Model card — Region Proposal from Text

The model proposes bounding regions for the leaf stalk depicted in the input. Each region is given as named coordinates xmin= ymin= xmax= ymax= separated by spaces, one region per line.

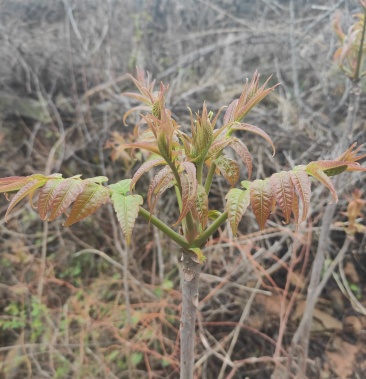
xmin=192 ymin=211 xmax=228 ymax=248
xmin=138 ymin=207 xmax=190 ymax=250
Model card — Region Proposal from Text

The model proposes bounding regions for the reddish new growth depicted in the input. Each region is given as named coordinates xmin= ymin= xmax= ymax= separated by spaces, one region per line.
xmin=0 ymin=70 xmax=365 ymax=262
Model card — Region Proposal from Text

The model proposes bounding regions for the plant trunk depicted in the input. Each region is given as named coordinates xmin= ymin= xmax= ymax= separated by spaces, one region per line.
xmin=180 ymin=249 xmax=201 ymax=379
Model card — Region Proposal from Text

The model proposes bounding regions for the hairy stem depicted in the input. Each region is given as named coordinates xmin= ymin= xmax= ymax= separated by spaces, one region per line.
xmin=180 ymin=249 xmax=201 ymax=379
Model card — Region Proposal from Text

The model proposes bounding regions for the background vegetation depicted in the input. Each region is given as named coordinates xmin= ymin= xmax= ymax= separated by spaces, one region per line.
xmin=0 ymin=0 xmax=365 ymax=378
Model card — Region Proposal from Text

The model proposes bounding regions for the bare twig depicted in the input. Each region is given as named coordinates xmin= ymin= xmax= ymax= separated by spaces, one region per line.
xmin=37 ymin=221 xmax=49 ymax=298
xmin=290 ymin=76 xmax=361 ymax=379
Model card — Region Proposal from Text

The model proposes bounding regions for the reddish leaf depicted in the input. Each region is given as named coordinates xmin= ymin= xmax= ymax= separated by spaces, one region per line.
xmin=173 ymin=162 xmax=197 ymax=226
xmin=306 ymin=162 xmax=340 ymax=202
xmin=130 ymin=158 xmax=166 ymax=190
xmin=292 ymin=194 xmax=299 ymax=225
xmin=194 ymin=184 xmax=209 ymax=229
xmin=38 ymin=178 xmax=63 ymax=220
xmin=210 ymin=106 xmax=226 ymax=129
xmin=341 ymin=163 xmax=366 ymax=172
xmin=250 ymin=179 xmax=273 ymax=230
xmin=0 ymin=174 xmax=47 ymax=193
xmin=290 ymin=168 xmax=311 ymax=222
xmin=270 ymin=171 xmax=294 ymax=223
xmin=307 ymin=155 xmax=366 ymax=176
xmin=157 ymin=107 xmax=177 ymax=162
xmin=333 ymin=144 xmax=366 ymax=172
xmin=152 ymin=174 xmax=175 ymax=210
xmin=223 ymin=99 xmax=238 ymax=125
xmin=335 ymin=143 xmax=366 ymax=163
xmin=48 ymin=179 xmax=85 ymax=221
xmin=0 ymin=176 xmax=27 ymax=186
xmin=147 ymin=166 xmax=175 ymax=213
xmin=234 ymin=73 xmax=278 ymax=121
xmin=231 ymin=123 xmax=275 ymax=156
xmin=214 ymin=155 xmax=240 ymax=187
xmin=307 ymin=160 xmax=350 ymax=175
xmin=225 ymin=188 xmax=250 ymax=235
xmin=127 ymin=70 xmax=156 ymax=98
xmin=5 ymin=178 xmax=47 ymax=221
xmin=229 ymin=138 xmax=253 ymax=179
xmin=0 ymin=176 xmax=30 ymax=193
xmin=206 ymin=138 xmax=231 ymax=160
xmin=212 ymin=122 xmax=230 ymax=140
xmin=64 ymin=182 xmax=110 ymax=226
xmin=123 ymin=105 xmax=151 ymax=125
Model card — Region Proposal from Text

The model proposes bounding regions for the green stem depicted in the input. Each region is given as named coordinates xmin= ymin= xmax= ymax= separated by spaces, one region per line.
xmin=173 ymin=188 xmax=195 ymax=243
xmin=192 ymin=211 xmax=228 ymax=248
xmin=166 ymin=159 xmax=196 ymax=242
xmin=138 ymin=207 xmax=190 ymax=250
xmin=175 ymin=184 xmax=183 ymax=211
xmin=204 ymin=161 xmax=217 ymax=194
xmin=185 ymin=212 xmax=197 ymax=243
xmin=196 ymin=161 xmax=204 ymax=186
xmin=167 ymin=160 xmax=182 ymax=194
xmin=354 ymin=7 xmax=366 ymax=81
xmin=204 ymin=144 xmax=226 ymax=194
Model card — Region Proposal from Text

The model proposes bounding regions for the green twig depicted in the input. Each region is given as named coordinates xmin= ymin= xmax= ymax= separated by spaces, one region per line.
xmin=138 ymin=207 xmax=190 ymax=250
xmin=196 ymin=161 xmax=204 ymax=186
xmin=204 ymin=161 xmax=217 ymax=194
xmin=167 ymin=158 xmax=196 ymax=242
xmin=192 ymin=211 xmax=228 ymax=248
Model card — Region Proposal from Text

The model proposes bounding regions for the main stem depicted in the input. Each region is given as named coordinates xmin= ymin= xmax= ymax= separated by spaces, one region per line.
xmin=180 ymin=249 xmax=201 ymax=379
